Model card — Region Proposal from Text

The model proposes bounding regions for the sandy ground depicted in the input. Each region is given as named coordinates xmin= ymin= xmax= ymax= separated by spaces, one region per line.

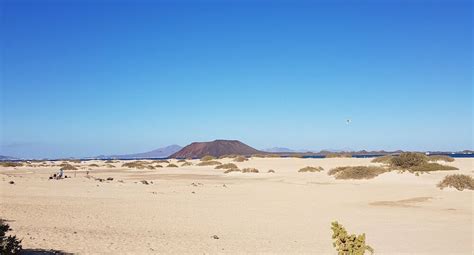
xmin=0 ymin=157 xmax=472 ymax=254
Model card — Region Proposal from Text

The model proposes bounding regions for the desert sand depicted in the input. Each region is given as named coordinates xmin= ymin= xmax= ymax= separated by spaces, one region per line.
xmin=0 ymin=157 xmax=472 ymax=254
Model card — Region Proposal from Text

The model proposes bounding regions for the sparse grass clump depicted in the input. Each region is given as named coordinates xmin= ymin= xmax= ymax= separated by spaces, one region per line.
xmin=152 ymin=160 xmax=169 ymax=164
xmin=331 ymin=221 xmax=373 ymax=255
xmin=177 ymin=159 xmax=187 ymax=163
xmin=0 ymin=162 xmax=23 ymax=167
xmin=299 ymin=166 xmax=324 ymax=172
xmin=437 ymin=174 xmax=474 ymax=191
xmin=88 ymin=164 xmax=100 ymax=167
xmin=328 ymin=166 xmax=387 ymax=180
xmin=390 ymin=152 xmax=458 ymax=173
xmin=215 ymin=163 xmax=238 ymax=170
xmin=201 ymin=155 xmax=216 ymax=161
xmin=105 ymin=160 xmax=115 ymax=163
xmin=326 ymin=153 xmax=352 ymax=158
xmin=60 ymin=164 xmax=78 ymax=170
xmin=268 ymin=169 xmax=275 ymax=173
xmin=242 ymin=168 xmax=259 ymax=173
xmin=1 ymin=219 xmax=22 ymax=254
xmin=197 ymin=160 xmax=222 ymax=166
xmin=409 ymin=163 xmax=458 ymax=172
xmin=428 ymin=155 xmax=455 ymax=162
xmin=224 ymin=169 xmax=241 ymax=174
xmin=219 ymin=154 xmax=238 ymax=159
xmin=233 ymin=156 xmax=248 ymax=162
xmin=167 ymin=164 xmax=178 ymax=168
xmin=181 ymin=162 xmax=193 ymax=166
xmin=122 ymin=161 xmax=147 ymax=169
xmin=371 ymin=155 xmax=393 ymax=164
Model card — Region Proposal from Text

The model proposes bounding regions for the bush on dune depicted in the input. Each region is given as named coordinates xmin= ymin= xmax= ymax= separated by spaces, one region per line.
xmin=390 ymin=152 xmax=458 ymax=173
xmin=0 ymin=162 xmax=23 ymax=167
xmin=60 ymin=164 xmax=78 ymax=170
xmin=298 ymin=166 xmax=324 ymax=172
xmin=224 ymin=169 xmax=241 ymax=174
xmin=428 ymin=155 xmax=455 ymax=162
xmin=166 ymin=164 xmax=178 ymax=168
xmin=177 ymin=159 xmax=187 ymax=163
xmin=371 ymin=155 xmax=394 ymax=164
xmin=200 ymin=155 xmax=215 ymax=161
xmin=331 ymin=221 xmax=373 ymax=255
xmin=409 ymin=163 xmax=458 ymax=172
xmin=242 ymin=168 xmax=259 ymax=173
xmin=88 ymin=164 xmax=100 ymax=167
xmin=215 ymin=163 xmax=238 ymax=170
xmin=233 ymin=156 xmax=248 ymax=162
xmin=122 ymin=161 xmax=148 ymax=169
xmin=437 ymin=174 xmax=474 ymax=191
xmin=197 ymin=161 xmax=222 ymax=166
xmin=152 ymin=160 xmax=169 ymax=164
xmin=1 ymin=219 xmax=22 ymax=254
xmin=181 ymin=162 xmax=193 ymax=166
xmin=328 ymin=166 xmax=387 ymax=180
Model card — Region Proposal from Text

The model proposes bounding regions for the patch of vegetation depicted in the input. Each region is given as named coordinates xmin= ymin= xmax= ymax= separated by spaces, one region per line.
xmin=268 ymin=169 xmax=275 ymax=173
xmin=105 ymin=160 xmax=115 ymax=163
xmin=371 ymin=155 xmax=393 ymax=164
xmin=326 ymin=153 xmax=352 ymax=158
xmin=1 ymin=219 xmax=22 ymax=254
xmin=409 ymin=163 xmax=458 ymax=172
xmin=106 ymin=164 xmax=116 ymax=168
xmin=224 ymin=169 xmax=241 ymax=174
xmin=298 ymin=166 xmax=324 ymax=172
xmin=60 ymin=164 xmax=78 ymax=171
xmin=155 ymin=164 xmax=163 ymax=168
xmin=167 ymin=164 xmax=178 ymax=168
xmin=390 ymin=152 xmax=427 ymax=168
xmin=428 ymin=155 xmax=455 ymax=162
xmin=181 ymin=162 xmax=193 ymax=167
xmin=437 ymin=174 xmax=474 ymax=191
xmin=251 ymin=154 xmax=266 ymax=158
xmin=197 ymin=161 xmax=222 ymax=166
xmin=122 ymin=161 xmax=147 ymax=169
xmin=201 ymin=155 xmax=216 ymax=161
xmin=146 ymin=165 xmax=156 ymax=170
xmin=289 ymin=154 xmax=303 ymax=158
xmin=88 ymin=164 xmax=100 ymax=167
xmin=215 ymin=163 xmax=238 ymax=170
xmin=152 ymin=160 xmax=169 ymax=164
xmin=233 ymin=156 xmax=248 ymax=162
xmin=65 ymin=159 xmax=81 ymax=163
xmin=331 ymin=221 xmax=373 ymax=255
xmin=219 ymin=154 xmax=238 ymax=159
xmin=242 ymin=168 xmax=259 ymax=173
xmin=0 ymin=162 xmax=23 ymax=167
xmin=328 ymin=166 xmax=387 ymax=180
xmin=177 ymin=159 xmax=187 ymax=163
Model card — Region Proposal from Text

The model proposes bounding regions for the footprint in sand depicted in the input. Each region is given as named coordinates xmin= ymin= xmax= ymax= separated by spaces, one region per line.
xmin=370 ymin=197 xmax=433 ymax=207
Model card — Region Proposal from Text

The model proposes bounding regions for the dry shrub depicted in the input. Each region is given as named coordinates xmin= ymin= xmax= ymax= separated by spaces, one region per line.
xmin=0 ymin=162 xmax=23 ymax=167
xmin=299 ymin=166 xmax=324 ymax=172
xmin=242 ymin=168 xmax=259 ymax=173
xmin=177 ymin=159 xmax=187 ymax=163
xmin=219 ymin=154 xmax=238 ymax=159
xmin=289 ymin=154 xmax=303 ymax=158
xmin=197 ymin=161 xmax=222 ymax=166
xmin=155 ymin=164 xmax=163 ymax=168
xmin=251 ymin=154 xmax=266 ymax=158
xmin=328 ymin=166 xmax=387 ymax=180
xmin=409 ymin=163 xmax=458 ymax=172
xmin=152 ymin=160 xmax=169 ymax=164
xmin=167 ymin=164 xmax=178 ymax=168
xmin=122 ymin=161 xmax=147 ymax=169
xmin=65 ymin=159 xmax=81 ymax=163
xmin=331 ymin=221 xmax=373 ymax=255
xmin=326 ymin=153 xmax=352 ymax=158
xmin=181 ymin=162 xmax=193 ymax=167
xmin=224 ymin=169 xmax=241 ymax=174
xmin=146 ymin=165 xmax=156 ymax=170
xmin=371 ymin=155 xmax=393 ymax=164
xmin=437 ymin=174 xmax=474 ymax=191
xmin=215 ymin=163 xmax=238 ymax=170
xmin=88 ymin=164 xmax=100 ymax=167
xmin=268 ymin=169 xmax=275 ymax=173
xmin=233 ymin=156 xmax=248 ymax=162
xmin=201 ymin=155 xmax=215 ymax=161
xmin=428 ymin=155 xmax=455 ymax=162
xmin=60 ymin=164 xmax=78 ymax=170
xmin=106 ymin=164 xmax=116 ymax=168
xmin=390 ymin=152 xmax=427 ymax=168
xmin=1 ymin=219 xmax=22 ymax=254
xmin=105 ymin=160 xmax=115 ymax=163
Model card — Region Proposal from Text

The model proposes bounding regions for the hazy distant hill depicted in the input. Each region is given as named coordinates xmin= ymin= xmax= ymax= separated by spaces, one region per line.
xmin=171 ymin=140 xmax=262 ymax=158
xmin=264 ymin=147 xmax=296 ymax=153
xmin=0 ymin=155 xmax=17 ymax=160
xmin=98 ymin=145 xmax=182 ymax=159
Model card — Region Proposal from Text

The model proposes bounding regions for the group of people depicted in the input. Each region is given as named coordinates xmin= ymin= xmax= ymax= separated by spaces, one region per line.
xmin=50 ymin=169 xmax=65 ymax=180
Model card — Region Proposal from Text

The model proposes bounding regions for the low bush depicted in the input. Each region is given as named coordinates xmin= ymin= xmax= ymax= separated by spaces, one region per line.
xmin=268 ymin=169 xmax=275 ymax=173
xmin=224 ymin=169 xmax=241 ymax=174
xmin=60 ymin=164 xmax=78 ymax=170
xmin=122 ymin=161 xmax=147 ymax=169
xmin=177 ymin=159 xmax=187 ymax=163
xmin=181 ymin=162 xmax=193 ymax=167
xmin=437 ymin=174 xmax=474 ymax=191
xmin=233 ymin=156 xmax=248 ymax=162
xmin=242 ymin=168 xmax=259 ymax=173
xmin=371 ymin=155 xmax=393 ymax=164
xmin=331 ymin=221 xmax=373 ymax=255
xmin=201 ymin=155 xmax=215 ymax=161
xmin=0 ymin=162 xmax=23 ymax=167
xmin=428 ymin=155 xmax=455 ymax=162
xmin=219 ymin=154 xmax=238 ymax=159
xmin=215 ymin=163 xmax=238 ymax=170
xmin=167 ymin=164 xmax=178 ymax=168
xmin=88 ymin=164 xmax=100 ymax=167
xmin=328 ymin=166 xmax=387 ymax=180
xmin=105 ymin=160 xmax=115 ymax=163
xmin=299 ymin=166 xmax=324 ymax=172
xmin=390 ymin=152 xmax=427 ymax=168
xmin=155 ymin=164 xmax=163 ymax=168
xmin=152 ymin=160 xmax=170 ymax=164
xmin=409 ymin=163 xmax=458 ymax=172
xmin=197 ymin=161 xmax=222 ymax=166
xmin=1 ymin=219 xmax=22 ymax=254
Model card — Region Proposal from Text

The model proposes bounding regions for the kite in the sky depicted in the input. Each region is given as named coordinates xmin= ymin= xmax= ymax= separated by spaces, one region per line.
xmin=346 ymin=119 xmax=352 ymax=125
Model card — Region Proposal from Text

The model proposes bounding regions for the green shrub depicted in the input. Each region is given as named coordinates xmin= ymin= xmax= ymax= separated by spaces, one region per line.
xmin=328 ymin=166 xmax=387 ymax=180
xmin=298 ymin=166 xmax=324 ymax=172
xmin=331 ymin=221 xmax=373 ymax=255
xmin=215 ymin=163 xmax=238 ymax=170
xmin=0 ymin=219 xmax=22 ymax=254
xmin=201 ymin=155 xmax=215 ymax=161
xmin=437 ymin=174 xmax=474 ymax=191
xmin=242 ymin=168 xmax=259 ymax=173
xmin=326 ymin=153 xmax=352 ymax=158
xmin=167 ymin=164 xmax=178 ymax=168
xmin=0 ymin=162 xmax=23 ymax=167
xmin=409 ymin=163 xmax=458 ymax=172
xmin=197 ymin=161 xmax=222 ymax=166
xmin=233 ymin=156 xmax=248 ymax=162
xmin=428 ymin=155 xmax=455 ymax=162
xmin=371 ymin=155 xmax=393 ymax=164
xmin=390 ymin=152 xmax=427 ymax=168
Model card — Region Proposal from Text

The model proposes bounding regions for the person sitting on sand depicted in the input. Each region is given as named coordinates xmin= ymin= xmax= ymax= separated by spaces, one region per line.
xmin=58 ymin=169 xmax=64 ymax=179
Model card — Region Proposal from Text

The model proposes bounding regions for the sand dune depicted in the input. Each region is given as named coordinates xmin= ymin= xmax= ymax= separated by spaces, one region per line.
xmin=0 ymin=158 xmax=472 ymax=254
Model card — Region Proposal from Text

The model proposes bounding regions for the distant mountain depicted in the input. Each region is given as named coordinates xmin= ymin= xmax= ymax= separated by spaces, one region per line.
xmin=0 ymin=155 xmax=17 ymax=161
xmin=98 ymin=145 xmax=182 ymax=159
xmin=170 ymin=140 xmax=262 ymax=158
xmin=264 ymin=147 xmax=296 ymax=153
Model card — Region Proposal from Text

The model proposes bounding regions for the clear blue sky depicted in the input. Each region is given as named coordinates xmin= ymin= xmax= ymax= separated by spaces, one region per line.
xmin=1 ymin=0 xmax=472 ymax=158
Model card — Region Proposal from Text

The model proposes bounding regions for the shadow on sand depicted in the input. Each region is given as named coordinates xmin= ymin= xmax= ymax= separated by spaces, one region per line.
xmin=20 ymin=249 xmax=73 ymax=255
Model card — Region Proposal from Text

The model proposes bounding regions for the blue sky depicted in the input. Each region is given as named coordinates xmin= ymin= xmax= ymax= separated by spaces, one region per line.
xmin=1 ymin=0 xmax=472 ymax=158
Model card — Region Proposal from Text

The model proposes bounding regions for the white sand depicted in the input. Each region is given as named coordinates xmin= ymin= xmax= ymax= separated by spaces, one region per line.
xmin=0 ymin=158 xmax=472 ymax=254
